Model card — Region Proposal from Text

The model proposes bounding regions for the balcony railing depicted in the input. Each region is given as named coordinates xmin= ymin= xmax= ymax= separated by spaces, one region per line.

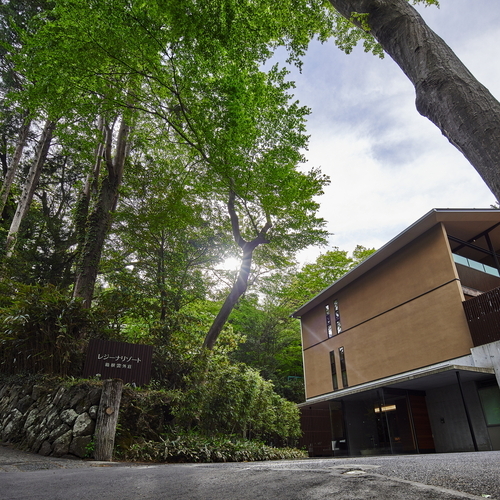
xmin=463 ymin=286 xmax=500 ymax=346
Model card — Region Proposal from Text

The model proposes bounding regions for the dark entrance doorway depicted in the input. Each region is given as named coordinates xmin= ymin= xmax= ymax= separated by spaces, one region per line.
xmin=373 ymin=389 xmax=435 ymax=454
xmin=371 ymin=389 xmax=436 ymax=455
xmin=300 ymin=389 xmax=435 ymax=457
xmin=330 ymin=401 xmax=347 ymax=456
xmin=375 ymin=392 xmax=416 ymax=454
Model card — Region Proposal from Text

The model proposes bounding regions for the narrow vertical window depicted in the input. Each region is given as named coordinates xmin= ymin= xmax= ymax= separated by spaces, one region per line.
xmin=339 ymin=346 xmax=348 ymax=387
xmin=325 ymin=304 xmax=333 ymax=337
xmin=334 ymin=300 xmax=342 ymax=333
xmin=330 ymin=351 xmax=338 ymax=390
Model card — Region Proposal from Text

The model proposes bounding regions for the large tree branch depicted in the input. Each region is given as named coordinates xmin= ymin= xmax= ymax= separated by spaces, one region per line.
xmin=112 ymin=118 xmax=131 ymax=195
xmin=243 ymin=212 xmax=272 ymax=253
xmin=73 ymin=113 xmax=132 ymax=309
xmin=329 ymin=0 xmax=500 ymax=201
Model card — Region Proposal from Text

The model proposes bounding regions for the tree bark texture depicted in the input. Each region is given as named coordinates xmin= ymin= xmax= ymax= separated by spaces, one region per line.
xmin=73 ymin=118 xmax=130 ymax=308
xmin=6 ymin=119 xmax=55 ymax=255
xmin=203 ymin=188 xmax=271 ymax=350
xmin=94 ymin=378 xmax=124 ymax=461
xmin=73 ymin=119 xmax=105 ymax=276
xmin=329 ymin=0 xmax=500 ymax=201
xmin=0 ymin=116 xmax=31 ymax=217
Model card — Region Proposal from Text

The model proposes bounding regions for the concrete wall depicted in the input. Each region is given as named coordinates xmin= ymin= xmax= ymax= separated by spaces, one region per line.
xmin=302 ymin=224 xmax=474 ymax=399
xmin=471 ymin=341 xmax=500 ymax=388
xmin=426 ymin=381 xmax=491 ymax=453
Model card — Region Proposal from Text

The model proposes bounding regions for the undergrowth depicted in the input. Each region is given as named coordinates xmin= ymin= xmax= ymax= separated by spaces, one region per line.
xmin=119 ymin=433 xmax=307 ymax=463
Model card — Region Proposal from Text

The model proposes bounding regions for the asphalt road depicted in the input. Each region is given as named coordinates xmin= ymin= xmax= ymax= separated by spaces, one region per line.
xmin=1 ymin=444 xmax=499 ymax=500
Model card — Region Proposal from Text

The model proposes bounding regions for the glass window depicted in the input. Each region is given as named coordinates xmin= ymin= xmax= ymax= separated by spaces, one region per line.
xmin=452 ymin=254 xmax=468 ymax=266
xmin=334 ymin=300 xmax=342 ymax=334
xmin=339 ymin=346 xmax=348 ymax=388
xmin=330 ymin=351 xmax=338 ymax=391
xmin=469 ymin=260 xmax=484 ymax=272
xmin=325 ymin=304 xmax=333 ymax=338
xmin=478 ymin=384 xmax=500 ymax=426
xmin=484 ymin=264 xmax=500 ymax=277
xmin=452 ymin=253 xmax=500 ymax=277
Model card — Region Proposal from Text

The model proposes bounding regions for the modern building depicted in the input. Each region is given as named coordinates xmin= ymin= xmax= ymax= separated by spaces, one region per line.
xmin=293 ymin=209 xmax=500 ymax=456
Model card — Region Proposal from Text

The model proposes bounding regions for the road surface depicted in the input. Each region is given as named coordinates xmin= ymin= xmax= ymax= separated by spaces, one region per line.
xmin=1 ymin=444 xmax=499 ymax=500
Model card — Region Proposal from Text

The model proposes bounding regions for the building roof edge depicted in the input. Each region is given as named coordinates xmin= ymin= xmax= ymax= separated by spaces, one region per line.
xmin=291 ymin=208 xmax=500 ymax=318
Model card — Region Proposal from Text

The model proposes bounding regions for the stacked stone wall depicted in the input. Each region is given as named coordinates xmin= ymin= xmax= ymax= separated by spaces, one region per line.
xmin=0 ymin=380 xmax=102 ymax=458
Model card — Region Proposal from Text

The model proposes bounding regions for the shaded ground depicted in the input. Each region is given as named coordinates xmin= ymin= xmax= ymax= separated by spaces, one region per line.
xmin=1 ymin=444 xmax=499 ymax=500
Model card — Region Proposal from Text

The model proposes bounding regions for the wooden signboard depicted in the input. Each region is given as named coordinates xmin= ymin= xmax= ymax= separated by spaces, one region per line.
xmin=83 ymin=339 xmax=153 ymax=386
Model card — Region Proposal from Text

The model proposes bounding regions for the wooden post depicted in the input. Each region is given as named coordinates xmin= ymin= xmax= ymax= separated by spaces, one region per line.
xmin=94 ymin=378 xmax=124 ymax=461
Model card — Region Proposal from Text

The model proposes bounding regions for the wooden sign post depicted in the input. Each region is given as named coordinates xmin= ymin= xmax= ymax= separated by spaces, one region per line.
xmin=94 ymin=378 xmax=124 ymax=461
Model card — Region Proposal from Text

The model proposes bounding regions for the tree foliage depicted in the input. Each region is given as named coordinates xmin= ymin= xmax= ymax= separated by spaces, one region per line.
xmin=261 ymin=245 xmax=375 ymax=312
xmin=0 ymin=0 xmax=329 ymax=314
xmin=4 ymin=0 xmax=494 ymax=445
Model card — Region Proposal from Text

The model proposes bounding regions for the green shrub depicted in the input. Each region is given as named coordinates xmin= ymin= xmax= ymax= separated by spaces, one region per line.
xmin=116 ymin=387 xmax=174 ymax=448
xmin=168 ymin=354 xmax=302 ymax=444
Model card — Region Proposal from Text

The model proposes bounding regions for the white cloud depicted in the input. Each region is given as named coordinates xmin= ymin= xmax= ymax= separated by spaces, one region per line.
xmin=289 ymin=0 xmax=499 ymax=264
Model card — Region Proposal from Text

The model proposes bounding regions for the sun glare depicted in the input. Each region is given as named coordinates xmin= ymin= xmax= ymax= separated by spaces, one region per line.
xmin=220 ymin=257 xmax=241 ymax=270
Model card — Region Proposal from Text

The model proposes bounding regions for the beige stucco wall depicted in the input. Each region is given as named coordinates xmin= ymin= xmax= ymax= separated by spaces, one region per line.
xmin=302 ymin=224 xmax=474 ymax=399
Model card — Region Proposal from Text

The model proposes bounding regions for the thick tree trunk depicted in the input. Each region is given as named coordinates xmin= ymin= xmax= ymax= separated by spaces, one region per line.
xmin=73 ymin=118 xmax=105 ymax=281
xmin=329 ymin=0 xmax=500 ymax=201
xmin=203 ymin=187 xmax=271 ymax=349
xmin=6 ymin=119 xmax=55 ymax=255
xmin=73 ymin=118 xmax=130 ymax=308
xmin=0 ymin=115 xmax=31 ymax=217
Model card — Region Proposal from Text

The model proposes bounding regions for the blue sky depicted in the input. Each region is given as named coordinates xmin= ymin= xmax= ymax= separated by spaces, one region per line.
xmin=280 ymin=0 xmax=500 ymax=262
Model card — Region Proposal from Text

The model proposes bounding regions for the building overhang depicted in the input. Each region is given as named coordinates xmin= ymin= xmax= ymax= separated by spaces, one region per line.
xmin=298 ymin=359 xmax=495 ymax=407
xmin=292 ymin=208 xmax=500 ymax=318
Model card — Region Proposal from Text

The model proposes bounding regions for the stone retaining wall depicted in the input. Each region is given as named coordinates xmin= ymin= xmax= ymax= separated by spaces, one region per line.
xmin=0 ymin=380 xmax=102 ymax=458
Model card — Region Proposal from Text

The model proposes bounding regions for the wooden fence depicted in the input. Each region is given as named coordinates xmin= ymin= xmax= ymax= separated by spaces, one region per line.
xmin=463 ymin=286 xmax=500 ymax=346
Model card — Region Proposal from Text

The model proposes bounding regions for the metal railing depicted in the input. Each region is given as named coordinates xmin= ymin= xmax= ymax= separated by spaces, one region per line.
xmin=463 ymin=286 xmax=500 ymax=346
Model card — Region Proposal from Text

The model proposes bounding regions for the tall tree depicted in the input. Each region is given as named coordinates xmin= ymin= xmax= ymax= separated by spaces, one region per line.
xmin=0 ymin=0 xmax=52 ymax=217
xmin=102 ymin=132 xmax=229 ymax=325
xmin=72 ymin=114 xmax=132 ymax=308
xmin=203 ymin=161 xmax=329 ymax=350
xmin=6 ymin=147 xmax=82 ymax=287
xmin=203 ymin=187 xmax=273 ymax=349
xmin=6 ymin=119 xmax=55 ymax=255
xmin=328 ymin=0 xmax=500 ymax=201
xmin=12 ymin=0 xmax=333 ymax=316
xmin=0 ymin=114 xmax=31 ymax=217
